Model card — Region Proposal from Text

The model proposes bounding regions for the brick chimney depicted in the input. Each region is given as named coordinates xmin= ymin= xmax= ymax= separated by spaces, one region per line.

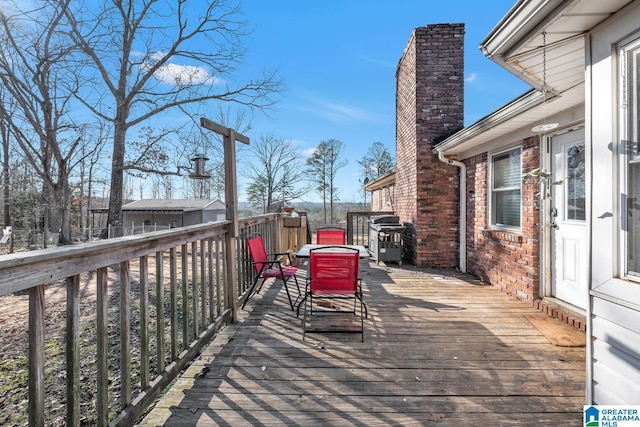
xmin=395 ymin=24 xmax=465 ymax=267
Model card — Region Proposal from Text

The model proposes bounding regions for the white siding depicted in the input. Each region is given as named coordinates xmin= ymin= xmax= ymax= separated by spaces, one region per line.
xmin=588 ymin=1 xmax=640 ymax=404
xmin=591 ymin=301 xmax=640 ymax=402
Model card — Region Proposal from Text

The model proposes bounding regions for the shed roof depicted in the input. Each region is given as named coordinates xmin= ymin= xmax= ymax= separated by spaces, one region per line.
xmin=122 ymin=199 xmax=224 ymax=213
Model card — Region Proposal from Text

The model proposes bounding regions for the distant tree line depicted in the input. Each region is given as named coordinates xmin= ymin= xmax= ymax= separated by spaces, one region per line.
xmin=245 ymin=137 xmax=394 ymax=224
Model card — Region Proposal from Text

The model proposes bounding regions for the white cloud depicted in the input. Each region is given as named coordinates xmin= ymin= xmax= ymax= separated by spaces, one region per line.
xmin=299 ymin=96 xmax=386 ymax=125
xmin=140 ymin=51 xmax=221 ymax=86
xmin=465 ymin=72 xmax=478 ymax=83
xmin=153 ymin=63 xmax=215 ymax=86
xmin=359 ymin=54 xmax=396 ymax=69
xmin=299 ymin=147 xmax=316 ymax=157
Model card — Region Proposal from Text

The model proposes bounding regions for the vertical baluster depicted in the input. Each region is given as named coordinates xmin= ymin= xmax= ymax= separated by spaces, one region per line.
xmin=155 ymin=251 xmax=165 ymax=373
xmin=191 ymin=241 xmax=199 ymax=336
xmin=139 ymin=256 xmax=149 ymax=389
xmin=215 ymin=238 xmax=222 ymax=316
xmin=120 ymin=261 xmax=131 ymax=408
xmin=200 ymin=239 xmax=206 ymax=328
xmin=221 ymin=237 xmax=228 ymax=314
xmin=66 ymin=275 xmax=80 ymax=426
xmin=208 ymin=237 xmax=215 ymax=321
xmin=28 ymin=284 xmax=45 ymax=427
xmin=170 ymin=247 xmax=178 ymax=360
xmin=181 ymin=244 xmax=189 ymax=346
xmin=96 ymin=267 xmax=109 ymax=426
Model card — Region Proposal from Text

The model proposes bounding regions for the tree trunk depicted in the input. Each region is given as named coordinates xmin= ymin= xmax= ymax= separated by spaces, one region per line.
xmin=3 ymin=136 xmax=9 ymax=227
xmin=107 ymin=121 xmax=126 ymax=237
xmin=47 ymin=177 xmax=73 ymax=245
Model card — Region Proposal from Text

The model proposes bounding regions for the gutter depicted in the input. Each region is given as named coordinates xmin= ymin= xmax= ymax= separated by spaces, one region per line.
xmin=436 ymin=89 xmax=544 ymax=153
xmin=436 ymin=151 xmax=466 ymax=273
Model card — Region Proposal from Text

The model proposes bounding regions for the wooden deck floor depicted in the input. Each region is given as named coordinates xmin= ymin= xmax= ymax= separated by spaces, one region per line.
xmin=140 ymin=263 xmax=586 ymax=426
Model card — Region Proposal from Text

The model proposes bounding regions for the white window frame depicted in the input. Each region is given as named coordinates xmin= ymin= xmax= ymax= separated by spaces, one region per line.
xmin=489 ymin=146 xmax=522 ymax=230
xmin=620 ymin=34 xmax=640 ymax=280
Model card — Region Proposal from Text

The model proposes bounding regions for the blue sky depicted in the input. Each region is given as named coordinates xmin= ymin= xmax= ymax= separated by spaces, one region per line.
xmin=232 ymin=0 xmax=530 ymax=204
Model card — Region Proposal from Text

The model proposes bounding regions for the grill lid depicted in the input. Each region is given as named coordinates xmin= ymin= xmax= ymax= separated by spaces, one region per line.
xmin=370 ymin=223 xmax=405 ymax=231
xmin=369 ymin=215 xmax=399 ymax=224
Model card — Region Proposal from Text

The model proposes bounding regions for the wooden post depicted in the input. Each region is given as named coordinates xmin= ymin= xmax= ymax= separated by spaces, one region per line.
xmin=66 ymin=275 xmax=80 ymax=426
xmin=139 ymin=257 xmax=150 ymax=390
xmin=120 ymin=261 xmax=131 ymax=409
xmin=200 ymin=118 xmax=249 ymax=323
xmin=96 ymin=267 xmax=109 ymax=426
xmin=28 ymin=285 xmax=45 ymax=427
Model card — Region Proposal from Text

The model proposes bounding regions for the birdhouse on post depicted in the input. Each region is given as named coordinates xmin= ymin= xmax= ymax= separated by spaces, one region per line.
xmin=189 ymin=154 xmax=211 ymax=180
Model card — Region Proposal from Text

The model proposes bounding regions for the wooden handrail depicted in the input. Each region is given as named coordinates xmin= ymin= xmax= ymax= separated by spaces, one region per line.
xmin=0 ymin=215 xmax=286 ymax=426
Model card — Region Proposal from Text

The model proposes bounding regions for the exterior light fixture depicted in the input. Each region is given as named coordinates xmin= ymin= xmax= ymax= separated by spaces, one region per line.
xmin=189 ymin=154 xmax=211 ymax=179
xmin=531 ymin=122 xmax=559 ymax=133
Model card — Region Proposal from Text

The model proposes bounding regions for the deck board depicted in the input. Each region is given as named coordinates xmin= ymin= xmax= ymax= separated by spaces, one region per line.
xmin=140 ymin=264 xmax=586 ymax=426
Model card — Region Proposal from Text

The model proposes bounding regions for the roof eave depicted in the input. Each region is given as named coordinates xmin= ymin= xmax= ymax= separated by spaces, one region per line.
xmin=480 ymin=0 xmax=571 ymax=61
xmin=433 ymin=89 xmax=544 ymax=154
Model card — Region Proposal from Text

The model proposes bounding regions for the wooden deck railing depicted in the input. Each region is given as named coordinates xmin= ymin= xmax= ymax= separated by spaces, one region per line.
xmin=346 ymin=211 xmax=394 ymax=246
xmin=0 ymin=213 xmax=306 ymax=426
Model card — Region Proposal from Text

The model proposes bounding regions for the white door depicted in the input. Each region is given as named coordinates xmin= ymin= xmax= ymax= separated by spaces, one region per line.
xmin=550 ymin=129 xmax=587 ymax=310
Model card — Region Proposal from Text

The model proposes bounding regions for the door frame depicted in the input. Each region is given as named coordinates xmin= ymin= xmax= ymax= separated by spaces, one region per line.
xmin=540 ymin=123 xmax=587 ymax=313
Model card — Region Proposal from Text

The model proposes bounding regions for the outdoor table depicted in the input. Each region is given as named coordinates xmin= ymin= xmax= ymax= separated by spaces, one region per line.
xmin=295 ymin=244 xmax=369 ymax=259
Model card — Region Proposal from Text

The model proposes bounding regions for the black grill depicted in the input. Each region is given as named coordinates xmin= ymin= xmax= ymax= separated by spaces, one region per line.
xmin=368 ymin=215 xmax=404 ymax=265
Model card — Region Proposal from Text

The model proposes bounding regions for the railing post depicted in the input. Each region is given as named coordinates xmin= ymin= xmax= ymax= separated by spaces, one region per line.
xmin=200 ymin=118 xmax=250 ymax=323
xmin=224 ymin=231 xmax=238 ymax=322
xmin=28 ymin=285 xmax=45 ymax=427
xmin=66 ymin=275 xmax=80 ymax=426
xmin=96 ymin=267 xmax=109 ymax=426
xmin=120 ymin=261 xmax=131 ymax=409
xmin=139 ymin=257 xmax=150 ymax=390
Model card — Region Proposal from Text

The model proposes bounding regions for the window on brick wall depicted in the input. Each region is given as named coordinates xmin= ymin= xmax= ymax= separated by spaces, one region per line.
xmin=621 ymin=36 xmax=640 ymax=277
xmin=490 ymin=147 xmax=522 ymax=229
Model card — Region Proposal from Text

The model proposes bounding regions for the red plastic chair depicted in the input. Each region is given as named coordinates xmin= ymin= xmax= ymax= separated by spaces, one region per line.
xmin=243 ymin=234 xmax=300 ymax=311
xmin=315 ymin=227 xmax=346 ymax=245
xmin=301 ymin=246 xmax=366 ymax=341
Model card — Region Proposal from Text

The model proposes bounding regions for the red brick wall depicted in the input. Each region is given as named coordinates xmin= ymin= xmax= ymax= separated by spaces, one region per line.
xmin=395 ymin=29 xmax=418 ymax=262
xmin=395 ymin=24 xmax=465 ymax=267
xmin=465 ymin=137 xmax=541 ymax=302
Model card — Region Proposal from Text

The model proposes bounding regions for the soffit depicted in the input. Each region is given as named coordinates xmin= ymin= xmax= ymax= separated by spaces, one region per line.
xmin=436 ymin=0 xmax=633 ymax=155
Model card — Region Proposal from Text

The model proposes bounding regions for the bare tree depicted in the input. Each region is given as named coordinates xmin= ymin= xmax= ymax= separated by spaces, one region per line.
xmin=77 ymin=122 xmax=109 ymax=237
xmin=63 ymin=0 xmax=281 ymax=235
xmin=306 ymin=138 xmax=347 ymax=224
xmin=181 ymin=105 xmax=251 ymax=200
xmin=0 ymin=2 xmax=88 ymax=245
xmin=0 ymin=86 xmax=13 ymax=228
xmin=358 ymin=141 xmax=394 ymax=180
xmin=244 ymin=134 xmax=310 ymax=213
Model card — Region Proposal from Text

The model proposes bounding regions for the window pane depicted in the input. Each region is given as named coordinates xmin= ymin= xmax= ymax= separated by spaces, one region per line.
xmin=493 ymin=190 xmax=521 ymax=227
xmin=493 ymin=150 xmax=521 ymax=188
xmin=627 ymin=42 xmax=640 ymax=275
xmin=628 ymin=164 xmax=640 ymax=274
xmin=491 ymin=148 xmax=521 ymax=228
xmin=566 ymin=145 xmax=586 ymax=221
